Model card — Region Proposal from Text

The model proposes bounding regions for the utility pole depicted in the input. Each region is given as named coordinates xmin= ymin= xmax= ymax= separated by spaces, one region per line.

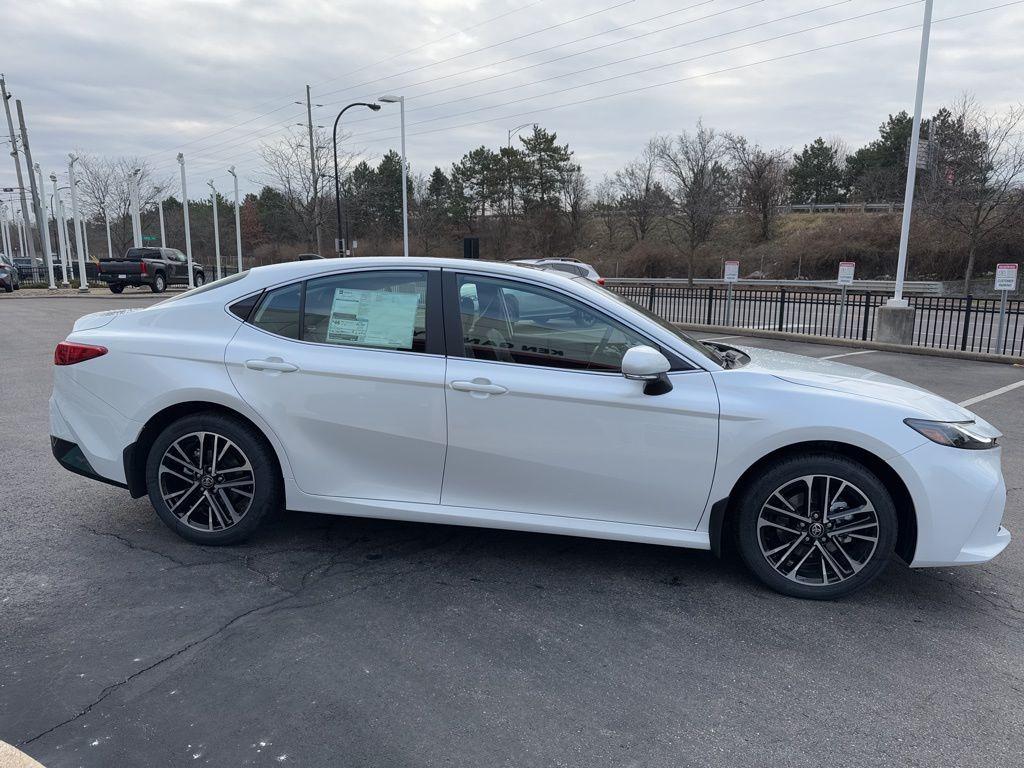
xmin=67 ymin=155 xmax=89 ymax=292
xmin=1 ymin=75 xmax=36 ymax=263
xmin=208 ymin=179 xmax=222 ymax=280
xmin=304 ymin=85 xmax=322 ymax=255
xmin=17 ymin=100 xmax=43 ymax=281
xmin=228 ymin=166 xmax=242 ymax=273
xmin=178 ymin=154 xmax=195 ymax=288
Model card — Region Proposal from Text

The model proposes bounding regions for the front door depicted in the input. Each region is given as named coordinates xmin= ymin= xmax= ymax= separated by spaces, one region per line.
xmin=225 ymin=268 xmax=447 ymax=503
xmin=440 ymin=272 xmax=719 ymax=530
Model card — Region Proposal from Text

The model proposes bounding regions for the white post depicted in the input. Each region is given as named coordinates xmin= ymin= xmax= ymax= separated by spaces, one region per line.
xmin=16 ymin=212 xmax=26 ymax=257
xmin=157 ymin=193 xmax=166 ymax=247
xmin=399 ymin=96 xmax=408 ymax=257
xmin=208 ymin=179 xmax=222 ymax=280
xmin=51 ymin=175 xmax=70 ymax=286
xmin=228 ymin=166 xmax=242 ymax=273
xmin=891 ymin=0 xmax=933 ymax=306
xmin=67 ymin=156 xmax=89 ymax=292
xmin=178 ymin=153 xmax=194 ymax=288
xmin=104 ymin=207 xmax=113 ymax=259
xmin=0 ymin=209 xmax=10 ymax=263
xmin=60 ymin=201 xmax=73 ymax=282
xmin=130 ymin=168 xmax=142 ymax=248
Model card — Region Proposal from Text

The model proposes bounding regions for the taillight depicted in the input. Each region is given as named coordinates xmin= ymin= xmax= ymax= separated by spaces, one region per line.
xmin=597 ymin=277 xmax=605 ymax=285
xmin=140 ymin=261 xmax=147 ymax=276
xmin=54 ymin=342 xmax=108 ymax=366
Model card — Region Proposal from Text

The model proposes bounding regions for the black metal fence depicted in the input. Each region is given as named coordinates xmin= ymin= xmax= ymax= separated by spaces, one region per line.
xmin=608 ymin=283 xmax=1024 ymax=357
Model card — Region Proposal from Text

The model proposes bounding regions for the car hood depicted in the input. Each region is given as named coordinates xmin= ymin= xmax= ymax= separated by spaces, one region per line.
xmin=731 ymin=344 xmax=992 ymax=426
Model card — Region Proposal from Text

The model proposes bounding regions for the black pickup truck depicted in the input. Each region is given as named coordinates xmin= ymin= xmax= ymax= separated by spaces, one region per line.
xmin=98 ymin=247 xmax=206 ymax=293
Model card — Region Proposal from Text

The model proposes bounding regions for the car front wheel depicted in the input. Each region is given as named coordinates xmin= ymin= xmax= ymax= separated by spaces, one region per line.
xmin=145 ymin=413 xmax=282 ymax=544
xmin=735 ymin=454 xmax=897 ymax=600
xmin=194 ymin=272 xmax=205 ymax=287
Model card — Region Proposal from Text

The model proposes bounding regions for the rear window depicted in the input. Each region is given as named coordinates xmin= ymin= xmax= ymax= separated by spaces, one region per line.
xmin=124 ymin=248 xmax=162 ymax=260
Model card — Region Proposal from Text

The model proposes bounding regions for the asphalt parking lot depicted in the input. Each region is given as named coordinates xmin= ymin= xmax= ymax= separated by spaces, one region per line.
xmin=2 ymin=295 xmax=1022 ymax=768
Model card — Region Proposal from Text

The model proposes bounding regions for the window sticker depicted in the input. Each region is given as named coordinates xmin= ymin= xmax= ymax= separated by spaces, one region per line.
xmin=326 ymin=288 xmax=421 ymax=349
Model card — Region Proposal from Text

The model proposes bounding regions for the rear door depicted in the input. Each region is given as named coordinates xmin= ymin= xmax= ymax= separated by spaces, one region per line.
xmin=440 ymin=271 xmax=720 ymax=530
xmin=225 ymin=268 xmax=448 ymax=504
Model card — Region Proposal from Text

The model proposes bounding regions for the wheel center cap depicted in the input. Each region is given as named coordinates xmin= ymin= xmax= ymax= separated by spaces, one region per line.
xmin=200 ymin=474 xmax=215 ymax=489
xmin=809 ymin=522 xmax=825 ymax=538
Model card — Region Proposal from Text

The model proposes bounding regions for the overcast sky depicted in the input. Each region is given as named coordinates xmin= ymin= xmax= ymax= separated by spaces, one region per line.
xmin=2 ymin=0 xmax=1023 ymax=201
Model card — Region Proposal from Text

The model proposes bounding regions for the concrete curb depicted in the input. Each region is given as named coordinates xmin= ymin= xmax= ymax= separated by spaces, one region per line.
xmin=677 ymin=323 xmax=1024 ymax=366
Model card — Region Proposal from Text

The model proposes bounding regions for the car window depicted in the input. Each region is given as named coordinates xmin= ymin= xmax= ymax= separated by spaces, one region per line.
xmin=455 ymin=275 xmax=649 ymax=371
xmin=251 ymin=282 xmax=302 ymax=339
xmin=546 ymin=263 xmax=585 ymax=276
xmin=303 ymin=270 xmax=428 ymax=352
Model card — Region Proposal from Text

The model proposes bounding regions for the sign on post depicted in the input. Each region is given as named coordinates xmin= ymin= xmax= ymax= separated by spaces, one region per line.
xmin=995 ymin=263 xmax=1018 ymax=292
xmin=723 ymin=260 xmax=739 ymax=282
xmin=837 ymin=261 xmax=856 ymax=286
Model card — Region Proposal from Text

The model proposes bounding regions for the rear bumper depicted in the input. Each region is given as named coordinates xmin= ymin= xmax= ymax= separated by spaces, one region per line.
xmin=98 ymin=273 xmax=148 ymax=284
xmin=51 ymin=436 xmax=127 ymax=490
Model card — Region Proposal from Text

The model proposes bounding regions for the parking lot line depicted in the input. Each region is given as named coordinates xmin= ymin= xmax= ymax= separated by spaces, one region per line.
xmin=958 ymin=379 xmax=1024 ymax=408
xmin=818 ymin=350 xmax=877 ymax=360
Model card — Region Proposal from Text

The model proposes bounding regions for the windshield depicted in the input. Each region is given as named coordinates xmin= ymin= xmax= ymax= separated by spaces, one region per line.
xmin=574 ymin=279 xmax=726 ymax=366
xmin=156 ymin=271 xmax=250 ymax=306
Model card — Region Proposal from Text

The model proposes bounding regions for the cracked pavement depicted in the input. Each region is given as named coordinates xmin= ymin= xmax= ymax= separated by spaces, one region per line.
xmin=1 ymin=296 xmax=1023 ymax=767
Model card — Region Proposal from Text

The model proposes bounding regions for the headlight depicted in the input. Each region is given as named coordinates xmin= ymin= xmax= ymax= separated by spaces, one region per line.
xmin=904 ymin=419 xmax=998 ymax=450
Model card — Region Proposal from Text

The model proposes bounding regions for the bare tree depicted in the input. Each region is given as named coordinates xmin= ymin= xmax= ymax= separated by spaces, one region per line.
xmin=726 ymin=135 xmax=790 ymax=241
xmin=593 ymin=176 xmax=628 ymax=249
xmin=657 ymin=122 xmax=732 ymax=285
xmin=259 ymin=127 xmax=351 ymax=249
xmin=920 ymin=97 xmax=1024 ymax=291
xmin=613 ymin=139 xmax=671 ymax=242
xmin=75 ymin=154 xmax=168 ymax=257
xmin=560 ymin=164 xmax=589 ymax=250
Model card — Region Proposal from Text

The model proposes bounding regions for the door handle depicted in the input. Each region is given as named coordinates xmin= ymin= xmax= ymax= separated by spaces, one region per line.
xmin=245 ymin=359 xmax=299 ymax=373
xmin=450 ymin=379 xmax=508 ymax=395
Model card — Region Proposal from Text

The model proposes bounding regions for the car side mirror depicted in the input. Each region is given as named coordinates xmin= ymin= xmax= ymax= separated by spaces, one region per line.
xmin=621 ymin=345 xmax=673 ymax=395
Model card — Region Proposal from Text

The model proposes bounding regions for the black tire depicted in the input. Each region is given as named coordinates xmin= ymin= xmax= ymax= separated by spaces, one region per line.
xmin=145 ymin=412 xmax=282 ymax=545
xmin=150 ymin=272 xmax=167 ymax=293
xmin=735 ymin=453 xmax=897 ymax=600
xmin=194 ymin=272 xmax=205 ymax=287
xmin=109 ymin=283 xmax=125 ymax=294
xmin=3 ymin=283 xmax=11 ymax=293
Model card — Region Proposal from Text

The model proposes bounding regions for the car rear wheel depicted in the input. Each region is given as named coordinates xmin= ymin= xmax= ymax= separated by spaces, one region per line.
xmin=109 ymin=284 xmax=124 ymax=294
xmin=150 ymin=273 xmax=166 ymax=293
xmin=735 ymin=454 xmax=897 ymax=600
xmin=145 ymin=413 xmax=282 ymax=545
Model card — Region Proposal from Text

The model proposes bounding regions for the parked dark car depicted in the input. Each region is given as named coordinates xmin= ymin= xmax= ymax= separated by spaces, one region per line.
xmin=98 ymin=247 xmax=205 ymax=293
xmin=0 ymin=254 xmax=20 ymax=292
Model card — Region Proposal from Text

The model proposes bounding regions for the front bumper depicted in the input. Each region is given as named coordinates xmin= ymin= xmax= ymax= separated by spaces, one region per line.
xmin=891 ymin=440 xmax=1010 ymax=567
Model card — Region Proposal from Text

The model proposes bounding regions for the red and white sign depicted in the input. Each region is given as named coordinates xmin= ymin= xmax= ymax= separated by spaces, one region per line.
xmin=837 ymin=261 xmax=856 ymax=286
xmin=724 ymin=260 xmax=740 ymax=283
xmin=995 ymin=263 xmax=1018 ymax=292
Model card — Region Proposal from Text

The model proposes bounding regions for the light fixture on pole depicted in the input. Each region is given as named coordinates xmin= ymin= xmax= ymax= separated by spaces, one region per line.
xmin=130 ymin=168 xmax=143 ymax=248
xmin=333 ymin=102 xmax=380 ymax=256
xmin=207 ymin=179 xmax=222 ymax=280
xmin=227 ymin=166 xmax=242 ymax=273
xmin=876 ymin=0 xmax=933 ymax=345
xmin=177 ymin=153 xmax=195 ymax=288
xmin=379 ymin=95 xmax=409 ymax=258
xmin=67 ymin=155 xmax=89 ymax=292
xmin=505 ymin=122 xmax=532 ymax=217
xmin=156 ymin=188 xmax=166 ymax=247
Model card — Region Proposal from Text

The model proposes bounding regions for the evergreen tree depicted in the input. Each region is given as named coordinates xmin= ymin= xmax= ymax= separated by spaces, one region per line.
xmin=789 ymin=138 xmax=845 ymax=203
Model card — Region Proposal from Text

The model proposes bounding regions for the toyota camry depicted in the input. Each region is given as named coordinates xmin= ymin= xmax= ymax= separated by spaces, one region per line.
xmin=49 ymin=258 xmax=1010 ymax=599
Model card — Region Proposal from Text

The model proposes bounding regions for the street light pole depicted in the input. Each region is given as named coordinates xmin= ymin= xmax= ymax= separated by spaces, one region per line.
xmin=228 ymin=166 xmax=242 ymax=273
xmin=178 ymin=153 xmax=195 ymax=288
xmin=157 ymin=190 xmax=166 ymax=247
xmin=379 ymin=95 xmax=408 ymax=257
xmin=130 ymin=168 xmax=142 ymax=248
xmin=67 ymin=155 xmax=89 ymax=292
xmin=892 ymin=0 xmax=934 ymax=306
xmin=333 ymin=102 xmax=380 ymax=256
xmin=208 ymin=179 xmax=222 ymax=280
xmin=506 ymin=122 xmax=532 ymax=219
xmin=50 ymin=174 xmax=70 ymax=286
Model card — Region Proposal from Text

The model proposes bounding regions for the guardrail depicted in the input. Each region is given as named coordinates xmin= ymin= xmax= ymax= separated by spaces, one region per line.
xmin=607 ymin=283 xmax=1023 ymax=357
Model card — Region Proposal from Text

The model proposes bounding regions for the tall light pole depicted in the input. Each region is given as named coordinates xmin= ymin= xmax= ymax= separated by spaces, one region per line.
xmin=333 ymin=102 xmax=380 ymax=256
xmin=506 ymin=122 xmax=532 ymax=218
xmin=207 ymin=179 xmax=222 ymax=280
xmin=379 ymin=95 xmax=409 ymax=257
xmin=130 ymin=168 xmax=142 ymax=247
xmin=104 ymin=203 xmax=113 ymax=259
xmin=1 ymin=75 xmax=36 ymax=262
xmin=178 ymin=153 xmax=194 ymax=288
xmin=67 ymin=155 xmax=88 ymax=292
xmin=156 ymin=188 xmax=166 ymax=247
xmin=50 ymin=174 xmax=70 ymax=286
xmin=227 ymin=165 xmax=242 ymax=273
xmin=299 ymin=85 xmax=323 ymax=255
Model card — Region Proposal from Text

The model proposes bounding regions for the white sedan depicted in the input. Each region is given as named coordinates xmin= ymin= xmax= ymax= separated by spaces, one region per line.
xmin=49 ymin=258 xmax=1009 ymax=599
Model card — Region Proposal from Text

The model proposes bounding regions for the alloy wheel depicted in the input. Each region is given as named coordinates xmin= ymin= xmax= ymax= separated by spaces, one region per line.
xmin=756 ymin=474 xmax=880 ymax=587
xmin=157 ymin=431 xmax=255 ymax=532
